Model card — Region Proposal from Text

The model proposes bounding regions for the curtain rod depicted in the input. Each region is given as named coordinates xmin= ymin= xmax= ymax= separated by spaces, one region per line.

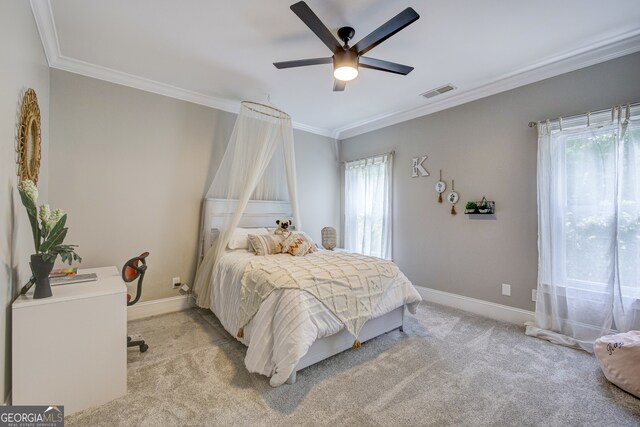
xmin=528 ymin=102 xmax=639 ymax=128
xmin=342 ymin=150 xmax=395 ymax=164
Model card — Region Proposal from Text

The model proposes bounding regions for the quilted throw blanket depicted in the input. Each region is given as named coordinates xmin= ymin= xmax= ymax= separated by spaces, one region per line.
xmin=238 ymin=251 xmax=405 ymax=344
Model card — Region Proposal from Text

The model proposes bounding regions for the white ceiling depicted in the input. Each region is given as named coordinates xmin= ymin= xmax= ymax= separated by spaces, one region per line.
xmin=32 ymin=0 xmax=640 ymax=138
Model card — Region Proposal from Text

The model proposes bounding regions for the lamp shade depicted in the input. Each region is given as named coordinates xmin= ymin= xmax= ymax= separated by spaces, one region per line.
xmin=321 ymin=227 xmax=337 ymax=250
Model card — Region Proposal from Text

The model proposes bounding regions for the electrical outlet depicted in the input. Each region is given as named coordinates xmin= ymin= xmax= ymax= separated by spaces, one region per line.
xmin=172 ymin=277 xmax=181 ymax=289
xmin=501 ymin=283 xmax=511 ymax=296
xmin=532 ymin=289 xmax=538 ymax=302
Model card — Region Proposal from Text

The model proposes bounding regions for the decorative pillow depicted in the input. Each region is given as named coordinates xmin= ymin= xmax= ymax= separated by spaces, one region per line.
xmin=228 ymin=228 xmax=268 ymax=250
xmin=287 ymin=238 xmax=313 ymax=257
xmin=248 ymin=234 xmax=283 ymax=256
xmin=297 ymin=231 xmax=318 ymax=253
xmin=281 ymin=232 xmax=316 ymax=256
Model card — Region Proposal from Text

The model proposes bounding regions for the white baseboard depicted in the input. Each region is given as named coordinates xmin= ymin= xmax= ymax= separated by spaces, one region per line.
xmin=125 ymin=288 xmax=533 ymax=325
xmin=127 ymin=295 xmax=195 ymax=321
xmin=416 ymin=286 xmax=534 ymax=325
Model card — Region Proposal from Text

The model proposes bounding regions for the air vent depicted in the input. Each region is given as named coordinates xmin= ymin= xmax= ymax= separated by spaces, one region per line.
xmin=420 ymin=84 xmax=456 ymax=99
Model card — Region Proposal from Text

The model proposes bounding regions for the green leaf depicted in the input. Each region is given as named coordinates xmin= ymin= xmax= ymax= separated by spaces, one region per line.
xmin=19 ymin=189 xmax=40 ymax=251
xmin=18 ymin=189 xmax=37 ymax=216
xmin=46 ymin=214 xmax=67 ymax=243
xmin=42 ymin=252 xmax=57 ymax=263
xmin=41 ymin=214 xmax=68 ymax=252
xmin=43 ymin=244 xmax=81 ymax=266
xmin=41 ymin=228 xmax=67 ymax=253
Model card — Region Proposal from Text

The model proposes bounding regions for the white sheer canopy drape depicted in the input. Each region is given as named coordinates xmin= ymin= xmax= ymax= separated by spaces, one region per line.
xmin=526 ymin=105 xmax=640 ymax=351
xmin=193 ymin=102 xmax=300 ymax=308
xmin=344 ymin=153 xmax=393 ymax=259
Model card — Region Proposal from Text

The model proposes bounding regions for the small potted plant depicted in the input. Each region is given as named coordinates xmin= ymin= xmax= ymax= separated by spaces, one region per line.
xmin=478 ymin=197 xmax=491 ymax=214
xmin=465 ymin=201 xmax=478 ymax=213
xmin=19 ymin=180 xmax=81 ymax=299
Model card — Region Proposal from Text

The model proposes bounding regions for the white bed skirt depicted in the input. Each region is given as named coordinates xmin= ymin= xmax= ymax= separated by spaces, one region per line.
xmin=286 ymin=305 xmax=405 ymax=384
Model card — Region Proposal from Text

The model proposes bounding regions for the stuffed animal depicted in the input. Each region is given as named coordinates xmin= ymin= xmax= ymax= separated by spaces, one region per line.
xmin=274 ymin=219 xmax=292 ymax=235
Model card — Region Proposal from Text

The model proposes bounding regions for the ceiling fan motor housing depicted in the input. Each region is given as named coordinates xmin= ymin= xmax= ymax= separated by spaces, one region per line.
xmin=333 ymin=49 xmax=359 ymax=70
xmin=337 ymin=26 xmax=355 ymax=45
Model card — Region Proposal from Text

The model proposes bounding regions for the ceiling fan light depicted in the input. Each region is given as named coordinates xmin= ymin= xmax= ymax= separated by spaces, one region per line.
xmin=334 ymin=66 xmax=358 ymax=81
xmin=333 ymin=50 xmax=359 ymax=81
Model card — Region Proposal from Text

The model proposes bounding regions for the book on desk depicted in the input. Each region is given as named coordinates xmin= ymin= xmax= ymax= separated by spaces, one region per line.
xmin=50 ymin=273 xmax=98 ymax=286
xmin=49 ymin=267 xmax=78 ymax=278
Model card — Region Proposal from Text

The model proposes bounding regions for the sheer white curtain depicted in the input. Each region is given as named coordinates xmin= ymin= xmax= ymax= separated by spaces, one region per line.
xmin=526 ymin=105 xmax=640 ymax=351
xmin=193 ymin=102 xmax=300 ymax=308
xmin=344 ymin=152 xmax=393 ymax=259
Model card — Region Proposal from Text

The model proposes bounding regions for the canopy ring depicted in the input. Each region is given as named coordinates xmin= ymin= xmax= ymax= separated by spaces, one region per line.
xmin=241 ymin=101 xmax=291 ymax=120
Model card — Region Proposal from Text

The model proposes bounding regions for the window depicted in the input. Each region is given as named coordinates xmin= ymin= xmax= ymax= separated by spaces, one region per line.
xmin=555 ymin=124 xmax=640 ymax=294
xmin=344 ymin=153 xmax=393 ymax=259
xmin=529 ymin=105 xmax=640 ymax=350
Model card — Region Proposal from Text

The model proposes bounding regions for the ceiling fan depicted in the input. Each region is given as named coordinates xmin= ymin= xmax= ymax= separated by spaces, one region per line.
xmin=273 ymin=1 xmax=420 ymax=91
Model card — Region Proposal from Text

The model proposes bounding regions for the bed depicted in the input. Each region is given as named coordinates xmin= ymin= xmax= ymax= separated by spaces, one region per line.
xmin=200 ymin=198 xmax=422 ymax=386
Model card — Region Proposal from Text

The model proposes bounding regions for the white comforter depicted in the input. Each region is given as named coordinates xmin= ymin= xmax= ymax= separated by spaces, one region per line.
xmin=210 ymin=250 xmax=422 ymax=386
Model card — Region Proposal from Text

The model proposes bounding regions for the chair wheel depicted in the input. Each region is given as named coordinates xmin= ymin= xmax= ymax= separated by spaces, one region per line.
xmin=140 ymin=343 xmax=149 ymax=353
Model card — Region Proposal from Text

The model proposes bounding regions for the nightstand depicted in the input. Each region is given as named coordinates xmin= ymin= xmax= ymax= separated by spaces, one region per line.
xmin=12 ymin=266 xmax=127 ymax=415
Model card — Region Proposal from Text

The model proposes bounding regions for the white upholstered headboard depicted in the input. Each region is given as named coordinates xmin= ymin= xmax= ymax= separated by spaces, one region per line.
xmin=201 ymin=198 xmax=293 ymax=254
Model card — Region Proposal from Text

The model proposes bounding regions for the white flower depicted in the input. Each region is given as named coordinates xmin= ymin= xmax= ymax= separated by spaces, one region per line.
xmin=47 ymin=208 xmax=64 ymax=229
xmin=39 ymin=204 xmax=51 ymax=225
xmin=19 ymin=180 xmax=38 ymax=203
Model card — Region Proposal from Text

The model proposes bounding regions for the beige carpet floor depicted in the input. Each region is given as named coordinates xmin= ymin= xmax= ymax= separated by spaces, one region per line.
xmin=67 ymin=302 xmax=640 ymax=426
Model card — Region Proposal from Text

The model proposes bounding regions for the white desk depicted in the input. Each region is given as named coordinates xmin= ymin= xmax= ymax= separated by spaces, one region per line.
xmin=12 ymin=266 xmax=127 ymax=415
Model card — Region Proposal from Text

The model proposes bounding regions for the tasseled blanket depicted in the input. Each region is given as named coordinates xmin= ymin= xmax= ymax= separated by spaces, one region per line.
xmin=237 ymin=251 xmax=401 ymax=347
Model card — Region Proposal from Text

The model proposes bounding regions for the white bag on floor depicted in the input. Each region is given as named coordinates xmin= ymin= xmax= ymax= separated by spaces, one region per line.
xmin=594 ymin=331 xmax=640 ymax=398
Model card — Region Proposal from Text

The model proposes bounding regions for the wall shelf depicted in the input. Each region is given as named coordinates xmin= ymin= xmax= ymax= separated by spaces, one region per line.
xmin=464 ymin=200 xmax=495 ymax=215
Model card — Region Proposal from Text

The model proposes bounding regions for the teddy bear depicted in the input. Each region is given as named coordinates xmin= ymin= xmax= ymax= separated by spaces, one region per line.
xmin=274 ymin=219 xmax=292 ymax=236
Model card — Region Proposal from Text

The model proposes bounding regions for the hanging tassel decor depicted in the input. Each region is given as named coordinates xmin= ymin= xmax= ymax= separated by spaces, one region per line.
xmin=448 ymin=180 xmax=459 ymax=216
xmin=437 ymin=170 xmax=445 ymax=203
xmin=352 ymin=340 xmax=361 ymax=349
xmin=237 ymin=327 xmax=244 ymax=338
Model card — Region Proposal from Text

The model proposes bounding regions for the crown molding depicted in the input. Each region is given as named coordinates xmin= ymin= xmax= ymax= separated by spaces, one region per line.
xmin=290 ymin=121 xmax=336 ymax=138
xmin=53 ymin=54 xmax=242 ymax=113
xmin=335 ymin=29 xmax=640 ymax=139
xmin=51 ymin=53 xmax=337 ymax=137
xmin=31 ymin=0 xmax=640 ymax=141
xmin=52 ymin=54 xmax=336 ymax=137
xmin=29 ymin=0 xmax=335 ymax=139
xmin=30 ymin=0 xmax=60 ymax=65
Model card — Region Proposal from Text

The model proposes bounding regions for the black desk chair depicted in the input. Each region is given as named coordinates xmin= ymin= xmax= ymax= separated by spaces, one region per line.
xmin=122 ymin=252 xmax=149 ymax=352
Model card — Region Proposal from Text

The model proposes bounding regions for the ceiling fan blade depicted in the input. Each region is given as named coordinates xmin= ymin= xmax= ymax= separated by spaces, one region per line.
xmin=359 ymin=57 xmax=414 ymax=75
xmin=290 ymin=1 xmax=342 ymax=54
xmin=333 ymin=80 xmax=346 ymax=91
xmin=273 ymin=57 xmax=333 ymax=69
xmin=351 ymin=7 xmax=419 ymax=56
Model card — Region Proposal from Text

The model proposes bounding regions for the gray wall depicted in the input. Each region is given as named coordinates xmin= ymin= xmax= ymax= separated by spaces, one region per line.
xmin=0 ymin=1 xmax=50 ymax=402
xmin=49 ymin=70 xmax=340 ymax=302
xmin=294 ymin=130 xmax=341 ymax=241
xmin=340 ymin=52 xmax=640 ymax=311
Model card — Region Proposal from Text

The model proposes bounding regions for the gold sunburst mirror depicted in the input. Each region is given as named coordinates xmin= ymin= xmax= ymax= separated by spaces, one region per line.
xmin=17 ymin=88 xmax=42 ymax=184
